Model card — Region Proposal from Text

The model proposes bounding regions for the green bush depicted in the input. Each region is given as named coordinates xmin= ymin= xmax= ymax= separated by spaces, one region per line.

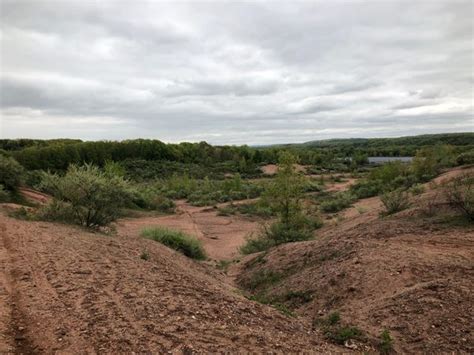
xmin=39 ymin=164 xmax=131 ymax=228
xmin=380 ymin=189 xmax=410 ymax=215
xmin=141 ymin=227 xmax=206 ymax=260
xmin=240 ymin=234 xmax=275 ymax=254
xmin=314 ymin=312 xmax=365 ymax=345
xmin=409 ymin=183 xmax=425 ymax=195
xmin=350 ymin=180 xmax=383 ymax=199
xmin=127 ymin=186 xmax=175 ymax=213
xmin=0 ymin=184 xmax=10 ymax=202
xmin=444 ymin=173 xmax=474 ymax=221
xmin=325 ymin=326 xmax=364 ymax=345
xmin=412 ymin=145 xmax=455 ymax=181
xmin=0 ymin=155 xmax=24 ymax=191
xmin=320 ymin=192 xmax=355 ymax=213
xmin=456 ymin=150 xmax=474 ymax=166
xmin=241 ymin=214 xmax=321 ymax=254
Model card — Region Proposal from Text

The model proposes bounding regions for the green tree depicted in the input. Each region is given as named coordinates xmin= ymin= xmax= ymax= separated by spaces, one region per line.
xmin=265 ymin=152 xmax=305 ymax=225
xmin=0 ymin=155 xmax=24 ymax=192
xmin=241 ymin=152 xmax=319 ymax=253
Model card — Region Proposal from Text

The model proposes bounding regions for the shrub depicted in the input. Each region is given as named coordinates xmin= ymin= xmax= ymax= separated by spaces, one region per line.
xmin=141 ymin=227 xmax=206 ymax=260
xmin=325 ymin=325 xmax=364 ymax=345
xmin=0 ymin=184 xmax=9 ymax=202
xmin=39 ymin=164 xmax=131 ymax=228
xmin=456 ymin=150 xmax=474 ymax=166
xmin=380 ymin=189 xmax=410 ymax=215
xmin=409 ymin=183 xmax=425 ymax=195
xmin=320 ymin=192 xmax=355 ymax=213
xmin=412 ymin=145 xmax=455 ymax=181
xmin=241 ymin=214 xmax=321 ymax=254
xmin=379 ymin=329 xmax=394 ymax=354
xmin=314 ymin=312 xmax=365 ymax=345
xmin=350 ymin=180 xmax=383 ymax=199
xmin=0 ymin=155 xmax=24 ymax=191
xmin=241 ymin=270 xmax=283 ymax=291
xmin=443 ymin=174 xmax=474 ymax=221
xmin=240 ymin=234 xmax=275 ymax=254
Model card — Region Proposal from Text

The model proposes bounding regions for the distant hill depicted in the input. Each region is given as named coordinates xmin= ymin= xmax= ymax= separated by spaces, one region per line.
xmin=300 ymin=133 xmax=474 ymax=148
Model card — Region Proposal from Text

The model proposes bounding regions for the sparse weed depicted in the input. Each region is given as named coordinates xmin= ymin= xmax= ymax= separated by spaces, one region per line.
xmin=379 ymin=329 xmax=394 ymax=354
xmin=380 ymin=189 xmax=410 ymax=215
xmin=313 ymin=312 xmax=365 ymax=345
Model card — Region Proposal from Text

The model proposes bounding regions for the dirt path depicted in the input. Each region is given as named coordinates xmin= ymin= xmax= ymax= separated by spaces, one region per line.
xmin=116 ymin=200 xmax=263 ymax=261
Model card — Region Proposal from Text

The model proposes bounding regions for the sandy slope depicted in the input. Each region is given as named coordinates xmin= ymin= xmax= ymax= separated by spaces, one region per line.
xmin=0 ymin=212 xmax=340 ymax=353
xmin=237 ymin=167 xmax=474 ymax=353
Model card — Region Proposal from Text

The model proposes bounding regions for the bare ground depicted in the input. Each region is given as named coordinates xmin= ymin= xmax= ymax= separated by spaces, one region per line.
xmin=0 ymin=212 xmax=340 ymax=353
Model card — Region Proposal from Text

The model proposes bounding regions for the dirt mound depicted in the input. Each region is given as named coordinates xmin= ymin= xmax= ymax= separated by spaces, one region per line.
xmin=0 ymin=212 xmax=342 ymax=353
xmin=237 ymin=171 xmax=474 ymax=353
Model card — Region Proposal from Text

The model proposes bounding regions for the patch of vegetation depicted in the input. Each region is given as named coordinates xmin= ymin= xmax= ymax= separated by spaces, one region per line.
xmin=378 ymin=329 xmax=394 ymax=354
xmin=217 ymin=259 xmax=232 ymax=272
xmin=314 ymin=312 xmax=365 ymax=345
xmin=241 ymin=152 xmax=322 ymax=254
xmin=0 ymin=155 xmax=24 ymax=192
xmin=38 ymin=164 xmax=131 ymax=228
xmin=320 ymin=191 xmax=355 ymax=213
xmin=241 ymin=270 xmax=284 ymax=291
xmin=443 ymin=173 xmax=474 ymax=221
xmin=408 ymin=183 xmax=425 ymax=195
xmin=248 ymin=293 xmax=296 ymax=317
xmin=217 ymin=200 xmax=274 ymax=218
xmin=0 ymin=184 xmax=9 ymax=202
xmin=240 ymin=234 xmax=275 ymax=254
xmin=8 ymin=206 xmax=36 ymax=221
xmin=380 ymin=189 xmax=411 ymax=215
xmin=141 ymin=227 xmax=206 ymax=260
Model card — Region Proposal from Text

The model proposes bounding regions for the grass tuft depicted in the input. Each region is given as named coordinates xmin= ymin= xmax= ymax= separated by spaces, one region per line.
xmin=141 ymin=227 xmax=206 ymax=260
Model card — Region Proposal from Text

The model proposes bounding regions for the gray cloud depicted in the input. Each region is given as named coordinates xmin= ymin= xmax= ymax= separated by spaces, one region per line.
xmin=0 ymin=0 xmax=472 ymax=144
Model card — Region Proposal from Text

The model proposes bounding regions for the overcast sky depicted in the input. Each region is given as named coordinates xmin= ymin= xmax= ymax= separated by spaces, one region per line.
xmin=0 ymin=1 xmax=472 ymax=145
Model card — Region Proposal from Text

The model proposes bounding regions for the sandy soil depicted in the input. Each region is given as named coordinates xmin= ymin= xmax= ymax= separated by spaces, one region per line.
xmin=0 ymin=211 xmax=341 ymax=353
xmin=116 ymin=200 xmax=262 ymax=261
xmin=1 ymin=166 xmax=472 ymax=353
xmin=237 ymin=168 xmax=474 ymax=353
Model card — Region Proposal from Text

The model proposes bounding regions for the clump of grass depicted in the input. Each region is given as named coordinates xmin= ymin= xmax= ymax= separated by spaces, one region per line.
xmin=217 ymin=259 xmax=232 ymax=272
xmin=409 ymin=183 xmax=425 ymax=195
xmin=313 ymin=311 xmax=365 ymax=345
xmin=380 ymin=189 xmax=410 ymax=215
xmin=141 ymin=227 xmax=206 ymax=260
xmin=379 ymin=329 xmax=394 ymax=354
xmin=443 ymin=173 xmax=474 ymax=221
xmin=326 ymin=325 xmax=364 ymax=345
xmin=242 ymin=270 xmax=283 ymax=291
xmin=320 ymin=192 xmax=355 ymax=213
xmin=248 ymin=293 xmax=296 ymax=317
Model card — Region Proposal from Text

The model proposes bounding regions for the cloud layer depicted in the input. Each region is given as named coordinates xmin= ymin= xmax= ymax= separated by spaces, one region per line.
xmin=1 ymin=0 xmax=472 ymax=144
